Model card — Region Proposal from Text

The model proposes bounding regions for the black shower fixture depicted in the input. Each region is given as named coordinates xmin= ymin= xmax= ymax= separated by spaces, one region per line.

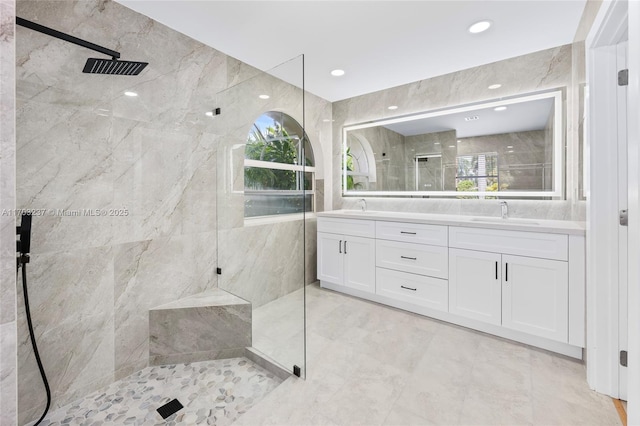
xmin=17 ymin=17 xmax=148 ymax=76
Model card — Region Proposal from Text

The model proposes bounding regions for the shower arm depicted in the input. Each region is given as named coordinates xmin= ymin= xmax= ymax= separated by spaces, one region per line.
xmin=16 ymin=17 xmax=121 ymax=60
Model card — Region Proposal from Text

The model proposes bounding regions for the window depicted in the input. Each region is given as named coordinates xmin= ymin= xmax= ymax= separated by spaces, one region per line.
xmin=244 ymin=111 xmax=315 ymax=218
xmin=455 ymin=153 xmax=500 ymax=193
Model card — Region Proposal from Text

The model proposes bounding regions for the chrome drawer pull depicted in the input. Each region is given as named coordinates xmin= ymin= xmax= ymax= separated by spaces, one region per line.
xmin=400 ymin=231 xmax=417 ymax=235
xmin=400 ymin=256 xmax=417 ymax=260
xmin=401 ymin=285 xmax=417 ymax=291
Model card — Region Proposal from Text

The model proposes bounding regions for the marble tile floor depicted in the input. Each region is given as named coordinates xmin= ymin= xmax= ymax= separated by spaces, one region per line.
xmin=29 ymin=358 xmax=282 ymax=426
xmin=241 ymin=282 xmax=622 ymax=426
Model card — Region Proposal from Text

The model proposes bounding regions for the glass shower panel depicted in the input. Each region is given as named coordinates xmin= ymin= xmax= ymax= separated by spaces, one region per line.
xmin=214 ymin=56 xmax=306 ymax=377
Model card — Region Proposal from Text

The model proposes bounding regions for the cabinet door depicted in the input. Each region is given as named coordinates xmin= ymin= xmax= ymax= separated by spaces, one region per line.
xmin=502 ymin=254 xmax=568 ymax=342
xmin=449 ymin=248 xmax=502 ymax=325
xmin=317 ymin=232 xmax=344 ymax=285
xmin=344 ymin=235 xmax=376 ymax=293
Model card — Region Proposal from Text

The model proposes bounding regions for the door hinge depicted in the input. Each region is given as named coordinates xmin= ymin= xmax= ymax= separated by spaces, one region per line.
xmin=620 ymin=209 xmax=628 ymax=226
xmin=618 ymin=69 xmax=629 ymax=86
xmin=216 ymin=267 xmax=222 ymax=275
xmin=620 ymin=350 xmax=628 ymax=367
xmin=293 ymin=365 xmax=301 ymax=377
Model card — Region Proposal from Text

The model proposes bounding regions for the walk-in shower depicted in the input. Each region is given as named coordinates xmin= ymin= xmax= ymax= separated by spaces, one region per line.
xmin=14 ymin=2 xmax=307 ymax=424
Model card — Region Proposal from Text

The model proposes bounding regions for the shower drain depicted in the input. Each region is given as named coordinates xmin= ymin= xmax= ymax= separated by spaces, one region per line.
xmin=157 ymin=398 xmax=184 ymax=419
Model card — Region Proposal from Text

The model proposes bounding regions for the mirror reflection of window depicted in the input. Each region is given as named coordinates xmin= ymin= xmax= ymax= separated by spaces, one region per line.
xmin=455 ymin=153 xmax=499 ymax=196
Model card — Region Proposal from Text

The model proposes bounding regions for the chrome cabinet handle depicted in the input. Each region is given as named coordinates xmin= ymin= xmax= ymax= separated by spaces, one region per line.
xmin=505 ymin=263 xmax=508 ymax=282
xmin=344 ymin=241 xmax=347 ymax=254
xmin=495 ymin=261 xmax=498 ymax=279
xmin=401 ymin=285 xmax=417 ymax=291
xmin=339 ymin=240 xmax=342 ymax=253
xmin=400 ymin=231 xmax=417 ymax=235
xmin=401 ymin=256 xmax=417 ymax=260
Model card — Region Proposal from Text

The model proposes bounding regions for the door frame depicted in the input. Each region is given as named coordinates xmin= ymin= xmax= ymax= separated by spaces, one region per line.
xmin=586 ymin=0 xmax=640 ymax=421
xmin=626 ymin=1 xmax=640 ymax=422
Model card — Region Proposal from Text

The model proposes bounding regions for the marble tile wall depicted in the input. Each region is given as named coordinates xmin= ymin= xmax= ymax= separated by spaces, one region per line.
xmin=405 ymin=130 xmax=457 ymax=191
xmin=348 ymin=126 xmax=406 ymax=191
xmin=334 ymin=44 xmax=586 ymax=221
xmin=0 ymin=0 xmax=17 ymax=424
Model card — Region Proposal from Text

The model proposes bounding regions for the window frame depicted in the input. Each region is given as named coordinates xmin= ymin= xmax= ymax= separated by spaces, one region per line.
xmin=243 ymin=112 xmax=316 ymax=219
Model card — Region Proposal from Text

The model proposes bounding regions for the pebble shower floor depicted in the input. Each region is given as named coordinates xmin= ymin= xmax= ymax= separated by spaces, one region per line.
xmin=31 ymin=358 xmax=283 ymax=426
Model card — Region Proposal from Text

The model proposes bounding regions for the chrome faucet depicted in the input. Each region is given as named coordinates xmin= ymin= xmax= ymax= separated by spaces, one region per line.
xmin=500 ymin=201 xmax=508 ymax=219
xmin=359 ymin=198 xmax=367 ymax=212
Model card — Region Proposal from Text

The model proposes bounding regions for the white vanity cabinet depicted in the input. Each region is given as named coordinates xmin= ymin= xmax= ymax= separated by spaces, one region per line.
xmin=449 ymin=226 xmax=571 ymax=343
xmin=317 ymin=212 xmax=586 ymax=359
xmin=449 ymin=248 xmax=569 ymax=342
xmin=317 ymin=218 xmax=376 ymax=293
xmin=501 ymin=254 xmax=568 ymax=342
xmin=375 ymin=221 xmax=449 ymax=312
xmin=449 ymin=248 xmax=502 ymax=325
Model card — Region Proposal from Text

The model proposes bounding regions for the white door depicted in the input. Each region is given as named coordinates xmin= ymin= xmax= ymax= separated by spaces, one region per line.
xmin=502 ymin=254 xmax=568 ymax=342
xmin=617 ymin=41 xmax=628 ymax=401
xmin=449 ymin=248 xmax=501 ymax=325
xmin=343 ymin=235 xmax=376 ymax=293
xmin=317 ymin=232 xmax=344 ymax=285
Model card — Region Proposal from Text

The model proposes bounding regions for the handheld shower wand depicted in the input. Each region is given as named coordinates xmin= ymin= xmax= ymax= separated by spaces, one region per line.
xmin=17 ymin=213 xmax=51 ymax=425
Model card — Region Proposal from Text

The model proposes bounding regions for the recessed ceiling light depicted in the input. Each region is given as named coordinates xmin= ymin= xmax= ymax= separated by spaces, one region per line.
xmin=494 ymin=106 xmax=507 ymax=111
xmin=449 ymin=145 xmax=456 ymax=148
xmin=508 ymin=150 xmax=514 ymax=153
xmin=488 ymin=84 xmax=502 ymax=90
xmin=259 ymin=94 xmax=270 ymax=99
xmin=434 ymin=142 xmax=441 ymax=145
xmin=124 ymin=91 xmax=138 ymax=97
xmin=331 ymin=69 xmax=345 ymax=77
xmin=507 ymin=145 xmax=513 ymax=149
xmin=457 ymin=140 xmax=462 ymax=143
xmin=468 ymin=20 xmax=492 ymax=34
xmin=388 ymin=105 xmax=398 ymax=110
xmin=205 ymin=111 xmax=214 ymax=117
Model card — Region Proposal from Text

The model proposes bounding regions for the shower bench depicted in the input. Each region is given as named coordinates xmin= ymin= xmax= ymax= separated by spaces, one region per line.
xmin=148 ymin=289 xmax=251 ymax=366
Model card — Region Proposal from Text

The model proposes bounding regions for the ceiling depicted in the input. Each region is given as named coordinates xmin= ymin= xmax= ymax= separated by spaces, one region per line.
xmin=116 ymin=0 xmax=587 ymax=102
xmin=383 ymin=96 xmax=554 ymax=138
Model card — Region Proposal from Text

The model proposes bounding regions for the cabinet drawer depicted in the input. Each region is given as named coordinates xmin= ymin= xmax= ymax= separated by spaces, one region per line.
xmin=376 ymin=221 xmax=448 ymax=246
xmin=376 ymin=267 xmax=448 ymax=312
xmin=449 ymin=226 xmax=568 ymax=261
xmin=376 ymin=239 xmax=448 ymax=279
xmin=317 ymin=217 xmax=375 ymax=238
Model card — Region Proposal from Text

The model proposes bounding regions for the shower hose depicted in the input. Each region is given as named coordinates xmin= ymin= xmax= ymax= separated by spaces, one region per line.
xmin=19 ymin=263 xmax=51 ymax=425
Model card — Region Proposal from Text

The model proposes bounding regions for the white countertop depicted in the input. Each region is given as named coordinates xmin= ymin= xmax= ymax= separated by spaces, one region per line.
xmin=317 ymin=210 xmax=586 ymax=235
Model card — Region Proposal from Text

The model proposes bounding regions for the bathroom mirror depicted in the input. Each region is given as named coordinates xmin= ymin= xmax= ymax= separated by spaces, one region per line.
xmin=343 ymin=90 xmax=563 ymax=199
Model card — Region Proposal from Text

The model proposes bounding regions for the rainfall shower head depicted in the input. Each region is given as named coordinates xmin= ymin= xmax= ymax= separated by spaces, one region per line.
xmin=17 ymin=17 xmax=149 ymax=77
xmin=83 ymin=58 xmax=148 ymax=76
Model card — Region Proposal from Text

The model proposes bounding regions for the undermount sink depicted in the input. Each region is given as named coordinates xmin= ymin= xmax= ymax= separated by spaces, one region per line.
xmin=470 ymin=217 xmax=540 ymax=226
